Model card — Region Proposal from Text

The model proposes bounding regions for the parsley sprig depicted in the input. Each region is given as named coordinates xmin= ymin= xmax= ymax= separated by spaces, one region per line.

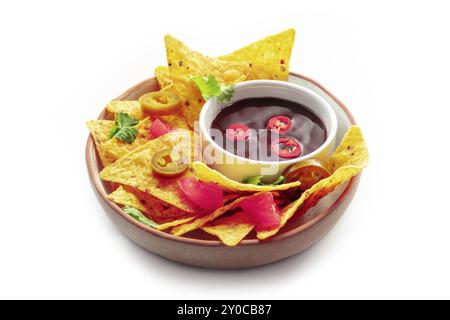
xmin=191 ymin=75 xmax=235 ymax=103
xmin=109 ymin=112 xmax=139 ymax=144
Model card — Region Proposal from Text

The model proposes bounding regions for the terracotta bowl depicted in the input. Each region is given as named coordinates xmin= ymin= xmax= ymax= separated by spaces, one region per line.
xmin=86 ymin=72 xmax=360 ymax=269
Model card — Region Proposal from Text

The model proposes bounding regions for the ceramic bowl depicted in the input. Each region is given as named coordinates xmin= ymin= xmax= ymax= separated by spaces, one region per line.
xmin=86 ymin=73 xmax=360 ymax=269
xmin=199 ymin=80 xmax=338 ymax=183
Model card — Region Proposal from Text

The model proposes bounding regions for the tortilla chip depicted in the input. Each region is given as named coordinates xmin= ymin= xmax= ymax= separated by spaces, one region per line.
xmin=86 ymin=120 xmax=116 ymax=167
xmin=164 ymin=35 xmax=251 ymax=128
xmin=155 ymin=66 xmax=172 ymax=89
xmin=109 ymin=185 xmax=148 ymax=212
xmin=327 ymin=126 xmax=369 ymax=171
xmin=106 ymin=101 xmax=143 ymax=120
xmin=159 ymin=113 xmax=190 ymax=131
xmin=192 ymin=161 xmax=300 ymax=193
xmin=171 ymin=192 xmax=264 ymax=236
xmin=202 ymin=211 xmax=254 ymax=247
xmin=100 ymin=130 xmax=196 ymax=212
xmin=109 ymin=187 xmax=196 ymax=229
xmin=106 ymin=98 xmax=189 ymax=131
xmin=257 ymin=126 xmax=369 ymax=240
xmin=102 ymin=117 xmax=152 ymax=162
xmin=109 ymin=185 xmax=189 ymax=219
xmin=156 ymin=217 xmax=196 ymax=231
xmin=219 ymin=29 xmax=295 ymax=81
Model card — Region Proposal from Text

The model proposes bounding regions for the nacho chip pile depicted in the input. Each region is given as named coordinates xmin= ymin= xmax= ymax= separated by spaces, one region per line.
xmin=87 ymin=29 xmax=369 ymax=248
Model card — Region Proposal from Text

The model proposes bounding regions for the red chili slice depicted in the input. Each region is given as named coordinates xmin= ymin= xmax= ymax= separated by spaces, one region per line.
xmin=271 ymin=137 xmax=302 ymax=158
xmin=268 ymin=116 xmax=291 ymax=133
xmin=225 ymin=123 xmax=250 ymax=141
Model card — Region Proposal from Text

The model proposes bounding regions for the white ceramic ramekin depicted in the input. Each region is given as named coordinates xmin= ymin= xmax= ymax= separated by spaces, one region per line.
xmin=199 ymin=80 xmax=337 ymax=183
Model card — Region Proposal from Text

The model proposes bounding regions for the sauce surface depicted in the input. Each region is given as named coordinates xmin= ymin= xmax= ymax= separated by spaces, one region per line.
xmin=210 ymin=97 xmax=327 ymax=161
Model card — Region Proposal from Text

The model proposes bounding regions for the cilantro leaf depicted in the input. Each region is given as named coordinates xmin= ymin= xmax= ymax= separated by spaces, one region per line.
xmin=109 ymin=112 xmax=139 ymax=144
xmin=271 ymin=175 xmax=286 ymax=185
xmin=191 ymin=75 xmax=235 ymax=103
xmin=217 ymin=84 xmax=235 ymax=103
xmin=242 ymin=175 xmax=286 ymax=186
xmin=123 ymin=206 xmax=159 ymax=228
xmin=242 ymin=176 xmax=263 ymax=185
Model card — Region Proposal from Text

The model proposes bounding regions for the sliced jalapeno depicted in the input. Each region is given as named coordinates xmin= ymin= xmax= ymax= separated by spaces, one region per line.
xmin=139 ymin=91 xmax=181 ymax=116
xmin=151 ymin=148 xmax=188 ymax=178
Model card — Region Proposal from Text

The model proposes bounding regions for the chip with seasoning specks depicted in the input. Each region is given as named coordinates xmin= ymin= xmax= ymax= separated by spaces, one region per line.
xmin=164 ymin=35 xmax=251 ymax=128
xmin=100 ymin=130 xmax=197 ymax=213
xmin=219 ymin=29 xmax=296 ymax=81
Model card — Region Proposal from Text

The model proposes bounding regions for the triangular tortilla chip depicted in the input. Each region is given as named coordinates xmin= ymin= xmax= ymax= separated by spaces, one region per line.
xmin=219 ymin=29 xmax=295 ymax=80
xmin=109 ymin=185 xmax=148 ymax=212
xmin=86 ymin=120 xmax=116 ymax=167
xmin=101 ymin=117 xmax=152 ymax=162
xmin=155 ymin=216 xmax=196 ymax=231
xmin=100 ymin=130 xmax=196 ymax=213
xmin=192 ymin=161 xmax=301 ymax=193
xmin=106 ymin=101 xmax=143 ymax=120
xmin=106 ymin=98 xmax=189 ymax=130
xmin=164 ymin=35 xmax=251 ymax=128
xmin=202 ymin=210 xmax=254 ymax=247
xmin=108 ymin=185 xmax=189 ymax=219
xmin=87 ymin=117 xmax=154 ymax=167
xmin=109 ymin=187 xmax=196 ymax=229
xmin=257 ymin=126 xmax=369 ymax=240
xmin=327 ymin=126 xmax=369 ymax=171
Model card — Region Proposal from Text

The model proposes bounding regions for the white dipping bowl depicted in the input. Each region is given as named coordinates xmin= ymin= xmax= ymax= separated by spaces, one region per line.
xmin=199 ymin=80 xmax=338 ymax=183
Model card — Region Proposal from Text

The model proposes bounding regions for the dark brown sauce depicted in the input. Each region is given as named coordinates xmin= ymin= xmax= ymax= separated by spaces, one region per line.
xmin=210 ymin=97 xmax=327 ymax=161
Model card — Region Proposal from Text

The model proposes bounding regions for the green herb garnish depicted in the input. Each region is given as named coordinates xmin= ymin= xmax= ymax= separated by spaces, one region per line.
xmin=123 ymin=206 xmax=159 ymax=228
xmin=109 ymin=112 xmax=139 ymax=144
xmin=191 ymin=75 xmax=235 ymax=103
xmin=242 ymin=175 xmax=286 ymax=186
xmin=242 ymin=176 xmax=264 ymax=185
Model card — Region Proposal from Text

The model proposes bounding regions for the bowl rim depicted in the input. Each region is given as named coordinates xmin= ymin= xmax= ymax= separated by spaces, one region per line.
xmin=199 ymin=79 xmax=338 ymax=165
xmin=86 ymin=72 xmax=357 ymax=247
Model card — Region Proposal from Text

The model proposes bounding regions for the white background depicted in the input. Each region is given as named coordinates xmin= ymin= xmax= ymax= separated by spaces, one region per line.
xmin=0 ymin=0 xmax=449 ymax=300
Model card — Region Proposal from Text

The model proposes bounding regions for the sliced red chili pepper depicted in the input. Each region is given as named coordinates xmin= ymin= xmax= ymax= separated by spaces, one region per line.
xmin=225 ymin=123 xmax=250 ymax=141
xmin=271 ymin=137 xmax=302 ymax=158
xmin=268 ymin=115 xmax=291 ymax=133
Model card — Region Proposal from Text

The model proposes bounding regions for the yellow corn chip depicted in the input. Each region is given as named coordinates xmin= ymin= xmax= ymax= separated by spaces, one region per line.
xmin=156 ymin=217 xmax=196 ymax=231
xmin=171 ymin=192 xmax=264 ymax=237
xmin=108 ymin=186 xmax=196 ymax=229
xmin=106 ymin=101 xmax=144 ymax=120
xmin=192 ymin=161 xmax=300 ymax=193
xmin=202 ymin=211 xmax=254 ymax=247
xmin=108 ymin=185 xmax=189 ymax=219
xmin=327 ymin=126 xmax=369 ymax=171
xmin=108 ymin=185 xmax=148 ymax=213
xmin=106 ymin=98 xmax=189 ymax=131
xmin=159 ymin=114 xmax=190 ymax=131
xmin=86 ymin=120 xmax=116 ymax=167
xmin=219 ymin=29 xmax=295 ymax=81
xmin=164 ymin=35 xmax=251 ymax=128
xmin=102 ymin=117 xmax=152 ymax=162
xmin=155 ymin=66 xmax=172 ymax=89
xmin=257 ymin=126 xmax=369 ymax=240
xmin=100 ymin=130 xmax=196 ymax=213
